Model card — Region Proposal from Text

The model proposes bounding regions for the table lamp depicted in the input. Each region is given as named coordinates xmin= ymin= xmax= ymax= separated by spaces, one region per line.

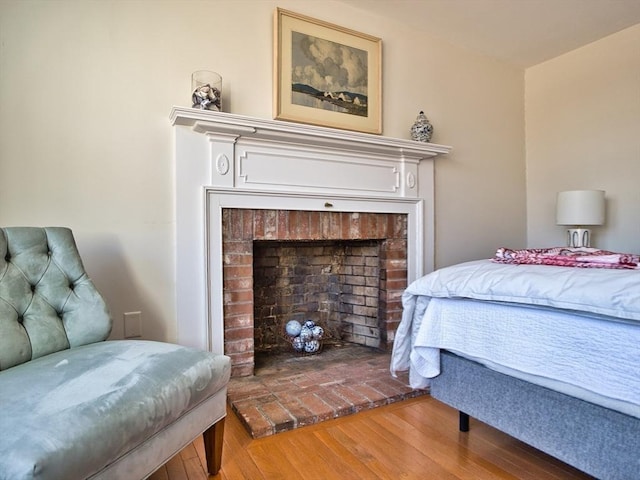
xmin=556 ymin=190 xmax=605 ymax=248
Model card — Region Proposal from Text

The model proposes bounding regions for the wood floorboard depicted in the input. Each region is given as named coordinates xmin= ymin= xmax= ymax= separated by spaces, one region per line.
xmin=396 ymin=399 xmax=522 ymax=479
xmin=406 ymin=403 xmax=523 ymax=479
xmin=372 ymin=407 xmax=499 ymax=480
xmin=344 ymin=416 xmax=461 ymax=479
xmin=282 ymin=428 xmax=369 ymax=479
xmin=152 ymin=396 xmax=595 ymax=480
xmin=248 ymin=440 xmax=303 ymax=478
xmin=336 ymin=422 xmax=409 ymax=478
xmin=311 ymin=428 xmax=382 ymax=480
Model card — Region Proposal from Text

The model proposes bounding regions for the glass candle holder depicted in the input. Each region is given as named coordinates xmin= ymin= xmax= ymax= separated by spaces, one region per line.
xmin=191 ymin=70 xmax=222 ymax=111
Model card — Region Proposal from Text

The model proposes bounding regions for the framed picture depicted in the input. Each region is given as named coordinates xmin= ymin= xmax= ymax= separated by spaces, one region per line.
xmin=273 ymin=8 xmax=382 ymax=135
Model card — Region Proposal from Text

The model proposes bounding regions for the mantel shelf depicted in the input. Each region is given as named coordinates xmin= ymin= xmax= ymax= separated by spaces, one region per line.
xmin=170 ymin=107 xmax=452 ymax=161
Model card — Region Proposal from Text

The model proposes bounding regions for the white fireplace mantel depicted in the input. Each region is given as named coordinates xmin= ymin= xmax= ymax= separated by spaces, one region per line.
xmin=170 ymin=107 xmax=451 ymax=353
xmin=170 ymin=107 xmax=451 ymax=198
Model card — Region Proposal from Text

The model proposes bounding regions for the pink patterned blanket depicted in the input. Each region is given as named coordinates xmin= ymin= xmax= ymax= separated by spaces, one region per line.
xmin=493 ymin=247 xmax=640 ymax=270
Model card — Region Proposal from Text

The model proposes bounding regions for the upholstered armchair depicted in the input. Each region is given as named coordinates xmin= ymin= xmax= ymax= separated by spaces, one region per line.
xmin=0 ymin=227 xmax=230 ymax=479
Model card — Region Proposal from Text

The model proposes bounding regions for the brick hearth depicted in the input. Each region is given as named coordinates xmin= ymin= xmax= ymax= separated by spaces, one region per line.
xmin=222 ymin=209 xmax=408 ymax=377
xmin=227 ymin=344 xmax=427 ymax=438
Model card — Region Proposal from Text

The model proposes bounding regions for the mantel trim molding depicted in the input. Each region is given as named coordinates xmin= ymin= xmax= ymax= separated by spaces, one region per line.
xmin=170 ymin=107 xmax=452 ymax=161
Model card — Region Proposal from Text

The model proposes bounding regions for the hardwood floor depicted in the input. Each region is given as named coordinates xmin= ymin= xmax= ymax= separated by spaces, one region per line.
xmin=149 ymin=396 xmax=595 ymax=480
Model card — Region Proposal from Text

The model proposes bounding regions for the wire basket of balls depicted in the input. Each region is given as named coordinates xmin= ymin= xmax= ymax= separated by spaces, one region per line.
xmin=284 ymin=319 xmax=324 ymax=355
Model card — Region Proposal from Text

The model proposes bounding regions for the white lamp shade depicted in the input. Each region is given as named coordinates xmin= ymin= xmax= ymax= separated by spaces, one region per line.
xmin=556 ymin=190 xmax=605 ymax=226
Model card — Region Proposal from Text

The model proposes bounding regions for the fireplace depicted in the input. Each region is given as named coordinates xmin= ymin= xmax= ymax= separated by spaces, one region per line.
xmin=170 ymin=108 xmax=451 ymax=376
xmin=223 ymin=208 xmax=408 ymax=376
xmin=252 ymin=238 xmax=388 ymax=353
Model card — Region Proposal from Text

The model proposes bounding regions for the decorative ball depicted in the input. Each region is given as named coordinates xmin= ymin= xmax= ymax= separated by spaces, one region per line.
xmin=304 ymin=320 xmax=316 ymax=329
xmin=291 ymin=336 xmax=305 ymax=352
xmin=299 ymin=326 xmax=312 ymax=342
xmin=304 ymin=339 xmax=320 ymax=353
xmin=311 ymin=325 xmax=324 ymax=339
xmin=285 ymin=320 xmax=302 ymax=337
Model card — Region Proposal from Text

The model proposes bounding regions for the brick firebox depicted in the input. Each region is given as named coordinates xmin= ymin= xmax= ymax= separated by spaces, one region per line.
xmin=222 ymin=208 xmax=408 ymax=377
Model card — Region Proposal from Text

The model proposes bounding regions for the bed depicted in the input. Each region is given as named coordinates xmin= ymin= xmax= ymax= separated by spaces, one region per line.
xmin=390 ymin=253 xmax=640 ymax=480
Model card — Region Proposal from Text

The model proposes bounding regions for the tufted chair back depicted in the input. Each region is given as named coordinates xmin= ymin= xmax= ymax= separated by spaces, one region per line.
xmin=0 ymin=227 xmax=112 ymax=371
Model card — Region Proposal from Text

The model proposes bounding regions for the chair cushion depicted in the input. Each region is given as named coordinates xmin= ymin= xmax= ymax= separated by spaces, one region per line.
xmin=0 ymin=340 xmax=231 ymax=480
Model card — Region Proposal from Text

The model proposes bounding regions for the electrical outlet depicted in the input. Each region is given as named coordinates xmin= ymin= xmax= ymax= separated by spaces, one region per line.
xmin=124 ymin=311 xmax=142 ymax=338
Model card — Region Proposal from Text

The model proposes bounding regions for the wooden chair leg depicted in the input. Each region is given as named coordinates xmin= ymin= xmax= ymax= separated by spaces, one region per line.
xmin=203 ymin=417 xmax=225 ymax=475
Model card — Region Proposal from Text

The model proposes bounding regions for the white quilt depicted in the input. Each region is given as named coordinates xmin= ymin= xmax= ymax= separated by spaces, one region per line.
xmin=390 ymin=260 xmax=640 ymax=417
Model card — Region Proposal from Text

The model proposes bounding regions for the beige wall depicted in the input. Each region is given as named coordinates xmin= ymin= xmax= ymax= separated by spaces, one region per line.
xmin=526 ymin=24 xmax=640 ymax=252
xmin=0 ymin=0 xmax=526 ymax=343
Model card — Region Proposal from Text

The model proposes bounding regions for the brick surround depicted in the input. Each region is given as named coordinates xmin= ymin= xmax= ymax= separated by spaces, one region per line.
xmin=222 ymin=209 xmax=408 ymax=377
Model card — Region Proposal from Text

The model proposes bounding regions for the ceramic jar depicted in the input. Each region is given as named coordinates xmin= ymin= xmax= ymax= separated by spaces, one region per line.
xmin=410 ymin=110 xmax=433 ymax=142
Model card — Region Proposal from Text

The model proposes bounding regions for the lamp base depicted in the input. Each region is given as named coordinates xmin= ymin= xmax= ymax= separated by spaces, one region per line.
xmin=566 ymin=228 xmax=592 ymax=248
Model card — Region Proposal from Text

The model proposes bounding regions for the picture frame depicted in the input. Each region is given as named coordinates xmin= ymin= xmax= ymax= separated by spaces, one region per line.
xmin=273 ymin=8 xmax=382 ymax=135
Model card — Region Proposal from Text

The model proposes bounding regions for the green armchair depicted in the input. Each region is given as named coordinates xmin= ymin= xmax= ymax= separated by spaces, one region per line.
xmin=0 ymin=227 xmax=230 ymax=479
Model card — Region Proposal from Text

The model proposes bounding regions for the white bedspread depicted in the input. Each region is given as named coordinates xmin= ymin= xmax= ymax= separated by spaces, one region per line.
xmin=390 ymin=260 xmax=640 ymax=417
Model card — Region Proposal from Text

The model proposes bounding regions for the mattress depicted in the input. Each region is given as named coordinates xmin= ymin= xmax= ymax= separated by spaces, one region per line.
xmin=390 ymin=259 xmax=640 ymax=418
